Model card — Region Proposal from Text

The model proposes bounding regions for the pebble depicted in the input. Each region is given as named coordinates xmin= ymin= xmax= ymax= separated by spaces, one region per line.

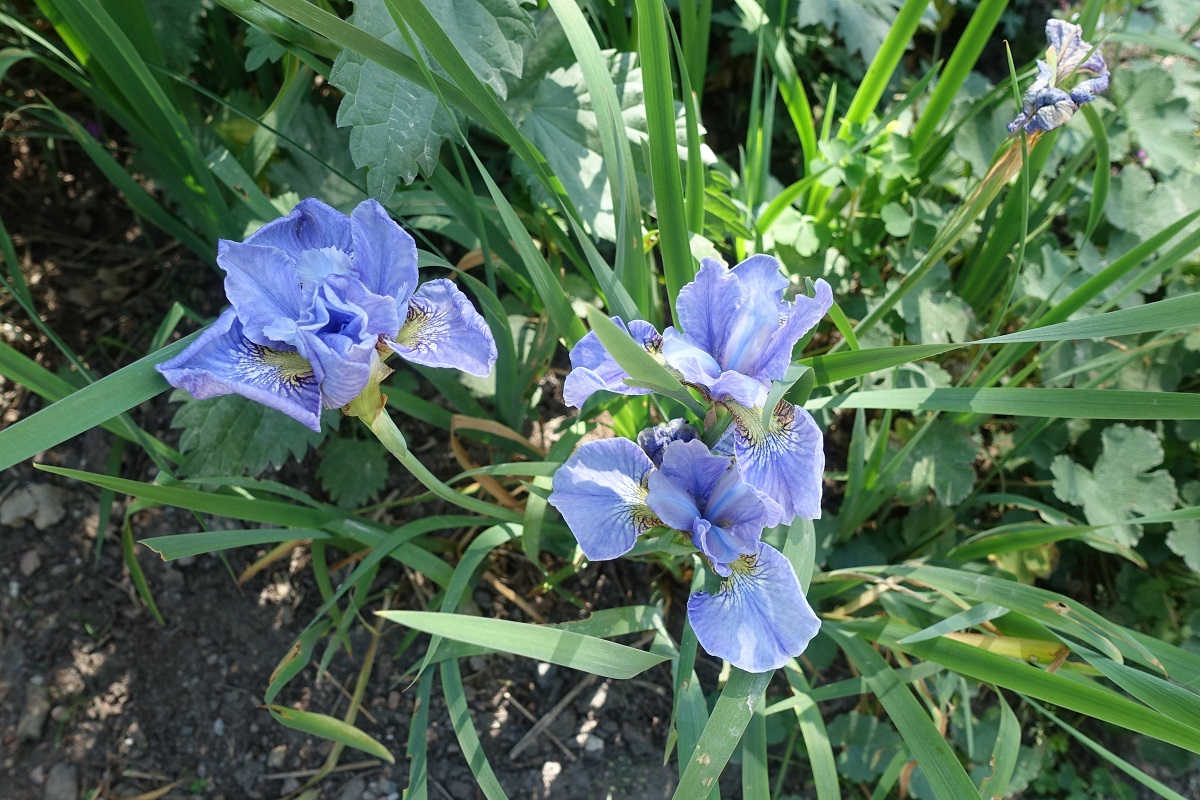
xmin=212 ymin=718 xmax=226 ymax=736
xmin=278 ymin=778 xmax=300 ymax=796
xmin=583 ymin=734 xmax=606 ymax=755
xmin=0 ymin=485 xmax=67 ymax=530
xmin=43 ymin=763 xmax=78 ymax=800
xmin=19 ymin=550 xmax=41 ymax=577
xmin=335 ymin=777 xmax=367 ymax=800
xmin=17 ymin=683 xmax=50 ymax=741
xmin=267 ymin=745 xmax=287 ymax=770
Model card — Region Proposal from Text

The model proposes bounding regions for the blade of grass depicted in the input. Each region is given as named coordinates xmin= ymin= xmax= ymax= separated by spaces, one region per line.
xmin=673 ymin=669 xmax=773 ymax=799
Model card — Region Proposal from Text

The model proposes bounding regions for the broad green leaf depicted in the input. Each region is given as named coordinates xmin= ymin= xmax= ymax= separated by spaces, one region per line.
xmin=1167 ymin=482 xmax=1200 ymax=572
xmin=267 ymin=705 xmax=394 ymax=762
xmin=797 ymin=0 xmax=908 ymax=59
xmin=329 ymin=0 xmax=533 ymax=197
xmin=509 ymin=50 xmax=650 ymax=242
xmin=144 ymin=0 xmax=209 ymax=72
xmin=317 ymin=437 xmax=389 ymax=507
xmin=1051 ymin=424 xmax=1177 ymax=548
xmin=825 ymin=710 xmax=902 ymax=781
xmin=899 ymin=419 xmax=980 ymax=506
xmin=1107 ymin=165 xmax=1200 ymax=245
xmin=171 ymin=392 xmax=327 ymax=478
xmin=895 ymin=284 xmax=974 ymax=345
xmin=378 ymin=611 xmax=668 ymax=679
xmin=266 ymin=101 xmax=368 ymax=208
xmin=1112 ymin=61 xmax=1200 ymax=176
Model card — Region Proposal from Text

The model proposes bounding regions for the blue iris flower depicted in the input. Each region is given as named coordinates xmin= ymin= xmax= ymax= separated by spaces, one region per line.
xmin=157 ymin=198 xmax=497 ymax=430
xmin=1008 ymin=19 xmax=1109 ymax=134
xmin=548 ymin=431 xmax=819 ymax=672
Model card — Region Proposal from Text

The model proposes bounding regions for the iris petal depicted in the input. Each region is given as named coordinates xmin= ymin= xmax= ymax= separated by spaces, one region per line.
xmin=156 ymin=309 xmax=323 ymax=431
xmin=687 ymin=542 xmax=821 ymax=673
xmin=219 ymin=240 xmax=304 ymax=349
xmin=245 ymin=197 xmax=352 ymax=254
xmin=548 ymin=438 xmax=660 ymax=561
xmin=562 ymin=318 xmax=661 ymax=407
xmin=730 ymin=400 xmax=825 ymax=521
xmin=674 ymin=259 xmax=738 ymax=359
xmin=350 ymin=198 xmax=418 ymax=304
xmin=387 ymin=279 xmax=497 ymax=376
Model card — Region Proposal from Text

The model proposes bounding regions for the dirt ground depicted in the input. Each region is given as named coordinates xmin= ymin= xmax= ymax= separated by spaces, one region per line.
xmin=0 ymin=124 xmax=730 ymax=800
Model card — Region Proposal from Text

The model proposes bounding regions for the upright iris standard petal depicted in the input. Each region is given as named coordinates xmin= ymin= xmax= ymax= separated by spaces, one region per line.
xmin=156 ymin=309 xmax=323 ymax=431
xmin=562 ymin=318 xmax=662 ymax=408
xmin=646 ymin=439 xmax=774 ymax=576
xmin=687 ymin=542 xmax=821 ymax=673
xmin=349 ymin=198 xmax=418 ymax=303
xmin=218 ymin=240 xmax=306 ymax=348
xmin=245 ymin=197 xmax=353 ymax=254
xmin=386 ymin=278 xmax=497 ymax=377
xmin=728 ymin=400 xmax=825 ymax=521
xmin=548 ymin=438 xmax=661 ymax=561
xmin=662 ymin=257 xmax=831 ymax=407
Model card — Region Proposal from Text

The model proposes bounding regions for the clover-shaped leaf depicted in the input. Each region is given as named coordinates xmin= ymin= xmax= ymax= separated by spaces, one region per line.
xmin=1051 ymin=424 xmax=1177 ymax=548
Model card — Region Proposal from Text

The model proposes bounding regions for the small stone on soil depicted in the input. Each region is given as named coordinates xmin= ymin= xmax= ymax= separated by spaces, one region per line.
xmin=335 ymin=777 xmax=367 ymax=800
xmin=19 ymin=549 xmax=41 ymax=577
xmin=43 ymin=763 xmax=78 ymax=800
xmin=17 ymin=682 xmax=50 ymax=741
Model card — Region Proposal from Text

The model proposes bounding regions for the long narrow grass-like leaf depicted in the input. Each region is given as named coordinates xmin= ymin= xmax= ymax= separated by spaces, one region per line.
xmin=978 ymin=691 xmax=1020 ymax=799
xmin=813 ymin=387 xmax=1200 ymax=419
xmin=782 ymin=663 xmax=842 ymax=800
xmin=741 ymin=693 xmax=770 ymax=800
xmin=673 ymin=669 xmax=773 ymax=799
xmin=268 ymin=706 xmax=394 ymax=763
xmin=441 ymin=660 xmax=509 ymax=800
xmin=585 ymin=307 xmax=706 ymax=415
xmin=1079 ymin=104 xmax=1110 ymax=242
xmin=0 ymin=332 xmax=197 ymax=471
xmin=830 ymin=627 xmax=982 ymax=799
xmin=140 ymin=528 xmax=337 ymax=561
xmin=633 ymin=0 xmax=694 ymax=317
xmin=381 ymin=611 xmax=669 ymax=679
xmin=403 ymin=669 xmax=435 ymax=800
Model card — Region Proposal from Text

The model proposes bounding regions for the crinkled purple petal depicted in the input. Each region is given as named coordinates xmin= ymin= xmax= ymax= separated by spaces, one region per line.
xmin=562 ymin=318 xmax=661 ymax=407
xmin=386 ymin=279 xmax=496 ymax=376
xmin=687 ymin=542 xmax=821 ymax=673
xmin=637 ymin=419 xmax=700 ymax=468
xmin=219 ymin=240 xmax=304 ymax=348
xmin=548 ymin=438 xmax=660 ymax=561
xmin=662 ymin=329 xmax=769 ymax=408
xmin=731 ymin=400 xmax=825 ymax=521
xmin=350 ymin=198 xmax=418 ymax=305
xmin=245 ymin=197 xmax=352 ymax=254
xmin=156 ymin=308 xmax=323 ymax=431
xmin=1070 ymin=73 xmax=1109 ymax=105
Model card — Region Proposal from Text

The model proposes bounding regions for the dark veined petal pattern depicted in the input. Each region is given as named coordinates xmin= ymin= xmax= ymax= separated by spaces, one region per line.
xmin=548 ymin=438 xmax=662 ymax=561
xmin=728 ymin=399 xmax=825 ymax=521
xmin=687 ymin=542 xmax=820 ymax=673
xmin=387 ymin=279 xmax=497 ymax=377
xmin=155 ymin=309 xmax=324 ymax=431
xmin=562 ymin=318 xmax=662 ymax=408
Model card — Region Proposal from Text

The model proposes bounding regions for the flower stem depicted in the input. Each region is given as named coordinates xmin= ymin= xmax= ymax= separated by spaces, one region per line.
xmin=365 ymin=410 xmax=523 ymax=523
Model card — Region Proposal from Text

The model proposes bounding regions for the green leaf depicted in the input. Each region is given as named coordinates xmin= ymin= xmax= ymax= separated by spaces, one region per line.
xmin=1167 ymin=482 xmax=1200 ymax=572
xmin=267 ymin=705 xmax=394 ymax=763
xmin=1107 ymin=165 xmax=1200 ymax=245
xmin=880 ymin=202 xmax=913 ymax=237
xmin=328 ymin=0 xmax=533 ymax=197
xmin=144 ymin=0 xmax=210 ymax=72
xmin=266 ymin=101 xmax=368 ymax=209
xmin=896 ymin=285 xmax=974 ymax=345
xmin=898 ymin=603 xmax=1010 ymax=644
xmin=510 ymin=50 xmax=658 ymax=242
xmin=674 ymin=669 xmax=773 ymax=799
xmin=1112 ymin=61 xmax=1200 ymax=176
xmin=378 ymin=611 xmax=669 ymax=679
xmin=140 ymin=528 xmax=336 ymax=561
xmin=812 ymin=387 xmax=1200 ymax=420
xmin=899 ymin=419 xmax=980 ymax=506
xmin=1051 ymin=424 xmax=1178 ymax=548
xmin=317 ymin=437 xmax=390 ymax=507
xmin=825 ymin=711 xmax=902 ymax=781
xmin=796 ymin=0 xmax=907 ymax=59
xmin=244 ymin=25 xmax=287 ymax=70
xmin=171 ymin=392 xmax=327 ymax=478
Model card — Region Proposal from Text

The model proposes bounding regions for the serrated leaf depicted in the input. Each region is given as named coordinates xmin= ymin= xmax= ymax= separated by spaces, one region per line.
xmin=171 ymin=392 xmax=327 ymax=478
xmin=1051 ymin=423 xmax=1178 ymax=548
xmin=266 ymin=102 xmax=368 ymax=209
xmin=329 ymin=0 xmax=533 ymax=198
xmin=145 ymin=0 xmax=210 ymax=72
xmin=900 ymin=419 xmax=980 ymax=506
xmin=1167 ymin=482 xmax=1200 ymax=572
xmin=796 ymin=0 xmax=905 ymax=59
xmin=1106 ymin=165 xmax=1200 ymax=245
xmin=1112 ymin=61 xmax=1200 ymax=176
xmin=317 ymin=437 xmax=389 ymax=507
xmin=244 ymin=26 xmax=287 ymax=71
xmin=825 ymin=711 xmax=902 ymax=781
